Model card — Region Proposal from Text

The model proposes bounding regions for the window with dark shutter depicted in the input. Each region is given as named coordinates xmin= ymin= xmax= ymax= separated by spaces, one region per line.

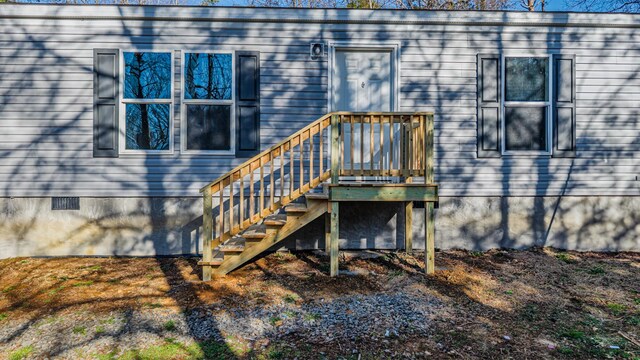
xmin=236 ymin=51 xmax=261 ymax=157
xmin=477 ymin=53 xmax=576 ymax=158
xmin=93 ymin=49 xmax=120 ymax=158
xmin=477 ymin=54 xmax=502 ymax=158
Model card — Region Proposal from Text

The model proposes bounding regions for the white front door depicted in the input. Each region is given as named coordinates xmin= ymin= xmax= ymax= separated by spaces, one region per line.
xmin=332 ymin=50 xmax=392 ymax=112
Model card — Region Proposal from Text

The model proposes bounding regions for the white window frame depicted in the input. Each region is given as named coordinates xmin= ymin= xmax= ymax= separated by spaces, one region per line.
xmin=180 ymin=50 xmax=236 ymax=155
xmin=501 ymin=54 xmax=553 ymax=156
xmin=119 ymin=50 xmax=175 ymax=155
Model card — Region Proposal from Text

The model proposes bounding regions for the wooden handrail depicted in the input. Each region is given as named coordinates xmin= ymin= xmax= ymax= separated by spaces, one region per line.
xmin=201 ymin=112 xmax=333 ymax=254
xmin=200 ymin=111 xmax=434 ymax=274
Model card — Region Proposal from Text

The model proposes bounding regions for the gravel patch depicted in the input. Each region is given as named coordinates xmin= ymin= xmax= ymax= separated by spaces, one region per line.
xmin=0 ymin=291 xmax=442 ymax=359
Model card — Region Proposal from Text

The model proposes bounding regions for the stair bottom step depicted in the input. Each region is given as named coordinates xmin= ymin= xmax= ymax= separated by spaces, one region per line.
xmin=198 ymin=259 xmax=223 ymax=266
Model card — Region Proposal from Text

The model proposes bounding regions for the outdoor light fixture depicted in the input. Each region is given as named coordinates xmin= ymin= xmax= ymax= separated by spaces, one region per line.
xmin=310 ymin=43 xmax=325 ymax=59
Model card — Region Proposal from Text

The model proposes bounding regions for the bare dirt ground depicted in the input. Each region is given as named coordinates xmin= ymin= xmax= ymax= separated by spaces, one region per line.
xmin=0 ymin=248 xmax=638 ymax=359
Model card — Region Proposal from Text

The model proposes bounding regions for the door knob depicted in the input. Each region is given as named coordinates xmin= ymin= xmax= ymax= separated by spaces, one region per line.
xmin=361 ymin=82 xmax=365 ymax=88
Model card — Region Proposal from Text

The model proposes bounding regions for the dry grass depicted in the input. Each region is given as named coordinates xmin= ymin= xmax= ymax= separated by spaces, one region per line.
xmin=0 ymin=248 xmax=639 ymax=359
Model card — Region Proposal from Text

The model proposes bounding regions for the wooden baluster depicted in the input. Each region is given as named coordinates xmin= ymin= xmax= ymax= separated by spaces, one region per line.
xmin=359 ymin=115 xmax=364 ymax=176
xmin=419 ymin=115 xmax=425 ymax=176
xmin=426 ymin=114 xmax=434 ymax=184
xmin=219 ymin=181 xmax=224 ymax=240
xmin=259 ymin=156 xmax=265 ymax=216
xmin=414 ymin=116 xmax=420 ymax=175
xmin=419 ymin=117 xmax=422 ymax=173
xmin=299 ymin=134 xmax=304 ymax=190
xmin=410 ymin=116 xmax=414 ymax=176
xmin=239 ymin=174 xmax=244 ymax=230
xmin=340 ymin=115 xmax=345 ymax=175
xmin=330 ymin=114 xmax=340 ymax=184
xmin=249 ymin=167 xmax=254 ymax=221
xmin=290 ymin=139 xmax=294 ymax=195
xmin=280 ymin=145 xmax=285 ymax=203
xmin=229 ymin=174 xmax=234 ymax=233
xmin=389 ymin=114 xmax=394 ymax=175
xmin=350 ymin=116 xmax=354 ymax=176
xmin=270 ymin=152 xmax=275 ymax=211
xmin=319 ymin=126 xmax=324 ymax=177
xmin=379 ymin=116 xmax=384 ymax=174
xmin=410 ymin=115 xmax=415 ymax=176
xmin=399 ymin=115 xmax=405 ymax=177
xmin=309 ymin=129 xmax=315 ymax=183
xmin=369 ymin=116 xmax=374 ymax=173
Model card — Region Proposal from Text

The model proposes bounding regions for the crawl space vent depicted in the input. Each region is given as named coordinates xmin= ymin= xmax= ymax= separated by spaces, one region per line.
xmin=52 ymin=197 xmax=80 ymax=210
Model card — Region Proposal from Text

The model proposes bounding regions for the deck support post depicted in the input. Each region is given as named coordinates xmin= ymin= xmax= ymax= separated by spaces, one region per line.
xmin=202 ymin=186 xmax=213 ymax=281
xmin=425 ymin=202 xmax=435 ymax=274
xmin=329 ymin=114 xmax=341 ymax=277
xmin=405 ymin=201 xmax=413 ymax=253
xmin=329 ymin=201 xmax=339 ymax=277
xmin=424 ymin=114 xmax=435 ymax=274
xmin=324 ymin=212 xmax=331 ymax=255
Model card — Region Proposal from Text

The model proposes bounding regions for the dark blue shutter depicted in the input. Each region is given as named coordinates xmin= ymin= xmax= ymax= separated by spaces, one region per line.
xmin=93 ymin=49 xmax=120 ymax=158
xmin=236 ymin=51 xmax=260 ymax=157
xmin=552 ymin=54 xmax=577 ymax=158
xmin=477 ymin=54 xmax=502 ymax=158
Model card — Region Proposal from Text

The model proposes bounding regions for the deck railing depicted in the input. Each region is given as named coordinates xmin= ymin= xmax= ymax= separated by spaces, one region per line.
xmin=200 ymin=112 xmax=434 ymax=277
xmin=334 ymin=112 xmax=433 ymax=180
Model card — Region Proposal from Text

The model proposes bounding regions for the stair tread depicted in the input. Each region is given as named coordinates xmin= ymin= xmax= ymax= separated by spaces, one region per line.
xmin=243 ymin=230 xmax=267 ymax=239
xmin=198 ymin=258 xmax=223 ymax=266
xmin=285 ymin=204 xmax=308 ymax=212
xmin=264 ymin=214 xmax=287 ymax=226
xmin=199 ymin=252 xmax=224 ymax=266
xmin=305 ymin=193 xmax=329 ymax=200
xmin=218 ymin=244 xmax=245 ymax=252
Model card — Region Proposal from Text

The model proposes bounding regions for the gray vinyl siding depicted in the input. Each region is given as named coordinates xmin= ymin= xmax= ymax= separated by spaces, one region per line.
xmin=1 ymin=5 xmax=639 ymax=197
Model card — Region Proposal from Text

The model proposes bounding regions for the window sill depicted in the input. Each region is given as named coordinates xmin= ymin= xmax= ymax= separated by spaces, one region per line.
xmin=501 ymin=151 xmax=552 ymax=158
xmin=180 ymin=151 xmax=236 ymax=156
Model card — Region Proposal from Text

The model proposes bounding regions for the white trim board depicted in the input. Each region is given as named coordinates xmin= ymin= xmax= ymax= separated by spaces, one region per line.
xmin=327 ymin=41 xmax=401 ymax=113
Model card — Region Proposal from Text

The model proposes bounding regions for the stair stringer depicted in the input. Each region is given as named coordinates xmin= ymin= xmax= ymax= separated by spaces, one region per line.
xmin=212 ymin=199 xmax=328 ymax=275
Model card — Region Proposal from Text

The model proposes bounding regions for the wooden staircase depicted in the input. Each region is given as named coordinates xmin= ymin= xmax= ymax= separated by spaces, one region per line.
xmin=200 ymin=192 xmax=329 ymax=275
xmin=198 ymin=112 xmax=437 ymax=280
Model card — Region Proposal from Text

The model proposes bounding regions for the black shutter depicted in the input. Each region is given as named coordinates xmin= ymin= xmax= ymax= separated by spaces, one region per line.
xmin=552 ymin=54 xmax=577 ymax=158
xmin=477 ymin=54 xmax=502 ymax=158
xmin=93 ymin=49 xmax=120 ymax=158
xmin=236 ymin=51 xmax=260 ymax=157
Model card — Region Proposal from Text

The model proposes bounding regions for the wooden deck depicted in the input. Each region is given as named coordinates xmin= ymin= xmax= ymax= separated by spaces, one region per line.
xmin=199 ymin=112 xmax=437 ymax=280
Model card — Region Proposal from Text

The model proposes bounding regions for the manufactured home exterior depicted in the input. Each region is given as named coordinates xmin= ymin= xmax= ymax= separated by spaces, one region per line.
xmin=1 ymin=4 xmax=639 ymax=258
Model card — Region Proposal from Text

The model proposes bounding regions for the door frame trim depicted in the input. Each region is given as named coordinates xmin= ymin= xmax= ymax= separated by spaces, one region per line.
xmin=327 ymin=41 xmax=401 ymax=113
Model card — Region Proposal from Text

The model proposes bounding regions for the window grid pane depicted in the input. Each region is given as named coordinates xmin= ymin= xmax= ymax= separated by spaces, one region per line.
xmin=124 ymin=52 xmax=172 ymax=100
xmin=125 ymin=103 xmax=171 ymax=150
xmin=504 ymin=106 xmax=547 ymax=151
xmin=184 ymin=53 xmax=233 ymax=100
xmin=505 ymin=57 xmax=549 ymax=102
xmin=186 ymin=104 xmax=232 ymax=151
